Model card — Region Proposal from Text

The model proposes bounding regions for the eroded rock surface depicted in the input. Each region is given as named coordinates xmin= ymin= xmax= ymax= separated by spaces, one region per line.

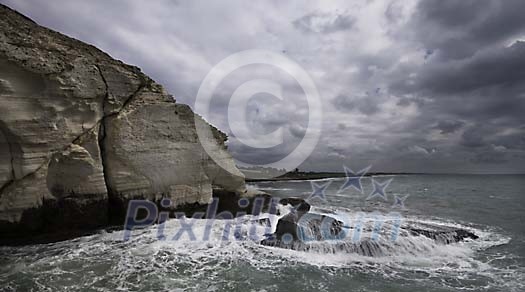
xmin=260 ymin=201 xmax=479 ymax=256
xmin=0 ymin=4 xmax=245 ymax=243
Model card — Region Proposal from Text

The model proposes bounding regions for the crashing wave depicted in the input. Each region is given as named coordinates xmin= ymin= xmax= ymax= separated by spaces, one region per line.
xmin=258 ymin=198 xmax=479 ymax=257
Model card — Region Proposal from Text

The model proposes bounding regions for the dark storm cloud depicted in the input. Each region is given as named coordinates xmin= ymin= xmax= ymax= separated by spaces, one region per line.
xmin=497 ymin=130 xmax=525 ymax=150
xmin=461 ymin=126 xmax=490 ymax=148
xmin=411 ymin=0 xmax=525 ymax=60
xmin=471 ymin=150 xmax=508 ymax=164
xmin=434 ymin=120 xmax=464 ymax=134
xmin=458 ymin=123 xmax=525 ymax=151
xmin=383 ymin=0 xmax=525 ymax=173
xmin=394 ymin=41 xmax=525 ymax=95
xmin=387 ymin=40 xmax=525 ymax=162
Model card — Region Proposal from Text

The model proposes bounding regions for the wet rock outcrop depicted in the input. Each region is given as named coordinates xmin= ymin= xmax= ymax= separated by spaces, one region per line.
xmin=261 ymin=200 xmax=344 ymax=247
xmin=260 ymin=198 xmax=479 ymax=256
xmin=0 ymin=4 xmax=245 ymax=243
xmin=407 ymin=226 xmax=479 ymax=244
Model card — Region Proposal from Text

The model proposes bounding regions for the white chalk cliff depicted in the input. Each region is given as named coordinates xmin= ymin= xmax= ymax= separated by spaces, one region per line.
xmin=0 ymin=4 xmax=245 ymax=241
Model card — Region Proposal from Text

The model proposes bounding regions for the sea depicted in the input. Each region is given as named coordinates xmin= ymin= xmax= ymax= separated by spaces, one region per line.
xmin=1 ymin=174 xmax=524 ymax=292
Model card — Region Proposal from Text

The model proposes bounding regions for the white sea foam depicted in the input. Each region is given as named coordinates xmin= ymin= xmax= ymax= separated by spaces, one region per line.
xmin=1 ymin=206 xmax=522 ymax=291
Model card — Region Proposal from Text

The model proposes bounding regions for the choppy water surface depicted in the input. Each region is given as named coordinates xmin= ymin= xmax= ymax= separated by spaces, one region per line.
xmin=1 ymin=175 xmax=524 ymax=291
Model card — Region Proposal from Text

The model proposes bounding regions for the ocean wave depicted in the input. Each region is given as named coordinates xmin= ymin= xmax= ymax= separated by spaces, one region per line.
xmin=0 ymin=208 xmax=522 ymax=292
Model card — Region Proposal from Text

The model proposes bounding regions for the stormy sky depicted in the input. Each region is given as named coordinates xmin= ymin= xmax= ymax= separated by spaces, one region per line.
xmin=2 ymin=0 xmax=525 ymax=173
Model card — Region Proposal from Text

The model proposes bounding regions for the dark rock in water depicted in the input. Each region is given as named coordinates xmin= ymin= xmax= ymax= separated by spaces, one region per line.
xmin=260 ymin=205 xmax=480 ymax=256
xmin=279 ymin=197 xmax=310 ymax=211
xmin=274 ymin=212 xmax=302 ymax=240
xmin=407 ymin=226 xmax=479 ymax=244
xmin=212 ymin=190 xmax=277 ymax=217
xmin=278 ymin=197 xmax=311 ymax=215
xmin=295 ymin=202 xmax=311 ymax=213
xmin=262 ymin=210 xmax=344 ymax=245
xmin=261 ymin=197 xmax=343 ymax=247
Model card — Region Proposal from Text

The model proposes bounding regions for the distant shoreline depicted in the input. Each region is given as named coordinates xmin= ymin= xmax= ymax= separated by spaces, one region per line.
xmin=245 ymin=172 xmax=524 ymax=182
xmin=246 ymin=172 xmax=414 ymax=182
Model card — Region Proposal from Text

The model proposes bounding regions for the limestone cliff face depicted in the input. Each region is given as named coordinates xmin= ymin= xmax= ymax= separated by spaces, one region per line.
xmin=0 ymin=4 xmax=245 ymax=241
